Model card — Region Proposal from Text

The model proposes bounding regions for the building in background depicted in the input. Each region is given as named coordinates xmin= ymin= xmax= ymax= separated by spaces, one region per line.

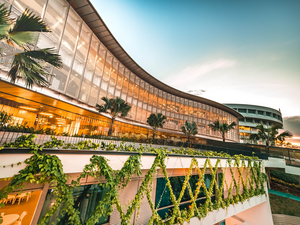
xmin=225 ymin=104 xmax=283 ymax=144
xmin=0 ymin=0 xmax=242 ymax=142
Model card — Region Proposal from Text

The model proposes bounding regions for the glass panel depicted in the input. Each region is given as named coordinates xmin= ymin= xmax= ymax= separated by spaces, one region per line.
xmin=12 ymin=0 xmax=46 ymax=17
xmin=37 ymin=0 xmax=68 ymax=49
xmin=80 ymin=35 xmax=99 ymax=102
xmin=0 ymin=0 xmax=10 ymax=8
xmin=133 ymin=77 xmax=139 ymax=98
xmin=128 ymin=74 xmax=135 ymax=96
xmin=103 ymin=52 xmax=113 ymax=81
xmin=101 ymin=80 xmax=108 ymax=92
xmin=153 ymin=88 xmax=158 ymax=106
xmin=67 ymin=23 xmax=92 ymax=97
xmin=14 ymin=0 xmax=46 ymax=17
xmin=116 ymin=64 xmax=124 ymax=89
xmin=110 ymin=59 xmax=119 ymax=86
xmin=122 ymin=76 xmax=129 ymax=95
xmin=143 ymin=83 xmax=149 ymax=103
xmin=51 ymin=8 xmax=81 ymax=92
xmin=39 ymin=184 xmax=109 ymax=225
xmin=98 ymin=90 xmax=106 ymax=104
xmin=91 ymin=45 xmax=106 ymax=87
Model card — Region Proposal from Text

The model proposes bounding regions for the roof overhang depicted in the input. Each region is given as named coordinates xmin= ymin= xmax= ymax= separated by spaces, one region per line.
xmin=68 ymin=0 xmax=243 ymax=119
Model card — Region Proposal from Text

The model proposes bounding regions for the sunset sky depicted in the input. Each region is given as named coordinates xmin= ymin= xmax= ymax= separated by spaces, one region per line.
xmin=91 ymin=0 xmax=300 ymax=145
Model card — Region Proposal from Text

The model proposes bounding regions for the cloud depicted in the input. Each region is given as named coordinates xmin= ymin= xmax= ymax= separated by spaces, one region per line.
xmin=283 ymin=116 xmax=300 ymax=136
xmin=283 ymin=116 xmax=300 ymax=146
xmin=165 ymin=58 xmax=237 ymax=88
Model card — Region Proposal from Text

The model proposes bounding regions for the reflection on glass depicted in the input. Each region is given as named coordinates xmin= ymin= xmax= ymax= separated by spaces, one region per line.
xmin=37 ymin=0 xmax=68 ymax=49
xmin=39 ymin=184 xmax=109 ymax=225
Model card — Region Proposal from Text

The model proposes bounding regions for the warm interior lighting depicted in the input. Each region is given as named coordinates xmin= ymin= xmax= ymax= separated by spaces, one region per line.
xmin=39 ymin=112 xmax=53 ymax=116
xmin=20 ymin=106 xmax=37 ymax=111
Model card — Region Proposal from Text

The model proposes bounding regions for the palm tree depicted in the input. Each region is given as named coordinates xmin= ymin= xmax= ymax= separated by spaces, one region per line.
xmin=96 ymin=97 xmax=131 ymax=136
xmin=249 ymin=124 xmax=292 ymax=153
xmin=0 ymin=4 xmax=62 ymax=88
xmin=208 ymin=120 xmax=236 ymax=142
xmin=181 ymin=121 xmax=198 ymax=142
xmin=147 ymin=113 xmax=167 ymax=140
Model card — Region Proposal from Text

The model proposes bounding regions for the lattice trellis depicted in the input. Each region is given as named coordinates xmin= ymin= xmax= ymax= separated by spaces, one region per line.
xmin=0 ymin=151 xmax=267 ymax=225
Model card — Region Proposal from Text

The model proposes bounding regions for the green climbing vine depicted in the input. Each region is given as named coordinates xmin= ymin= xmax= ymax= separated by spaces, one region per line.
xmin=0 ymin=135 xmax=268 ymax=225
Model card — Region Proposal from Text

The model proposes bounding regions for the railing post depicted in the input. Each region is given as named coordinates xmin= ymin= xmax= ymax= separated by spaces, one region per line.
xmin=288 ymin=149 xmax=291 ymax=165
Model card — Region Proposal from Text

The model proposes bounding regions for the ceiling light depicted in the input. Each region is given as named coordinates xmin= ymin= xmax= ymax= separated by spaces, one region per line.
xmin=20 ymin=106 xmax=37 ymax=111
xmin=39 ymin=112 xmax=53 ymax=116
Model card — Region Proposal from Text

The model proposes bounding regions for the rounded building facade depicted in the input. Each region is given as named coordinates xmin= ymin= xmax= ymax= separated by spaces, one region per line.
xmin=225 ymin=104 xmax=283 ymax=143
xmin=0 ymin=0 xmax=242 ymax=142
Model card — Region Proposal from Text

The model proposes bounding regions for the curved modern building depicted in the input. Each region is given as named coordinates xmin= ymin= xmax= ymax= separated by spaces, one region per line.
xmin=0 ymin=0 xmax=242 ymax=142
xmin=225 ymin=104 xmax=283 ymax=143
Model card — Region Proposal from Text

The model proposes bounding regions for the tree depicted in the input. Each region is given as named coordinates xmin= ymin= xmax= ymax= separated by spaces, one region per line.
xmin=146 ymin=113 xmax=167 ymax=140
xmin=208 ymin=120 xmax=236 ymax=142
xmin=0 ymin=4 xmax=62 ymax=88
xmin=249 ymin=124 xmax=292 ymax=153
xmin=181 ymin=121 xmax=198 ymax=142
xmin=96 ymin=97 xmax=131 ymax=136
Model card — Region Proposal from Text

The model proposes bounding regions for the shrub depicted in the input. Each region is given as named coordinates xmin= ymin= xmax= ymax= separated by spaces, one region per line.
xmin=271 ymin=169 xmax=299 ymax=185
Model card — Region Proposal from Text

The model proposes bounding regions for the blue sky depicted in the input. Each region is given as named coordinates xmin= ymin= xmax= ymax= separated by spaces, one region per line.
xmin=91 ymin=0 xmax=300 ymax=144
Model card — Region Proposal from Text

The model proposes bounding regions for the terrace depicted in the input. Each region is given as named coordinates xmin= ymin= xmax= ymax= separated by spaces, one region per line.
xmin=0 ymin=134 xmax=272 ymax=225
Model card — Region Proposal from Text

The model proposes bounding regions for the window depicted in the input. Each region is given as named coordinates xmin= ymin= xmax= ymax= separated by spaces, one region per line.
xmin=246 ymin=118 xmax=253 ymax=123
xmin=248 ymin=109 xmax=256 ymax=114
xmin=258 ymin=111 xmax=264 ymax=115
xmin=238 ymin=118 xmax=244 ymax=122
xmin=266 ymin=112 xmax=271 ymax=117
xmin=155 ymin=174 xmax=216 ymax=219
xmin=255 ymin=119 xmax=260 ymax=124
xmin=238 ymin=109 xmax=246 ymax=113
xmin=39 ymin=184 xmax=109 ymax=224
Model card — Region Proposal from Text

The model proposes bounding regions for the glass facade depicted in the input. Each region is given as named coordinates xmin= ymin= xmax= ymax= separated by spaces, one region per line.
xmin=39 ymin=184 xmax=109 ymax=224
xmin=0 ymin=0 xmax=239 ymax=142
xmin=155 ymin=174 xmax=216 ymax=219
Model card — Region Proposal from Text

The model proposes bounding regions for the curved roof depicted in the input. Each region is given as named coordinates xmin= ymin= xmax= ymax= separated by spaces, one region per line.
xmin=68 ymin=0 xmax=243 ymax=118
xmin=224 ymin=104 xmax=282 ymax=115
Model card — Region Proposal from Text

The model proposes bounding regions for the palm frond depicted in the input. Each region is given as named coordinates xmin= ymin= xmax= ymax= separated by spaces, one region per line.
xmin=276 ymin=131 xmax=293 ymax=142
xmin=147 ymin=113 xmax=167 ymax=129
xmin=8 ymin=9 xmax=50 ymax=47
xmin=8 ymin=52 xmax=52 ymax=88
xmin=96 ymin=104 xmax=107 ymax=113
xmin=181 ymin=121 xmax=198 ymax=136
xmin=0 ymin=3 xmax=9 ymax=25
xmin=249 ymin=133 xmax=260 ymax=141
xmin=228 ymin=121 xmax=236 ymax=130
xmin=0 ymin=4 xmax=10 ymax=38
xmin=96 ymin=97 xmax=131 ymax=118
xmin=22 ymin=48 xmax=62 ymax=68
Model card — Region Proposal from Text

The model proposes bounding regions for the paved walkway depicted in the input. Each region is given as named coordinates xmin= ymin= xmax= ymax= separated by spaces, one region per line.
xmin=269 ymin=189 xmax=300 ymax=202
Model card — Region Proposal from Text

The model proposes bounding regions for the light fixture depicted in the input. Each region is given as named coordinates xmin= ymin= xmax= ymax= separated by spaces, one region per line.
xmin=39 ymin=112 xmax=53 ymax=116
xmin=56 ymin=118 xmax=65 ymax=121
xmin=20 ymin=106 xmax=37 ymax=111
